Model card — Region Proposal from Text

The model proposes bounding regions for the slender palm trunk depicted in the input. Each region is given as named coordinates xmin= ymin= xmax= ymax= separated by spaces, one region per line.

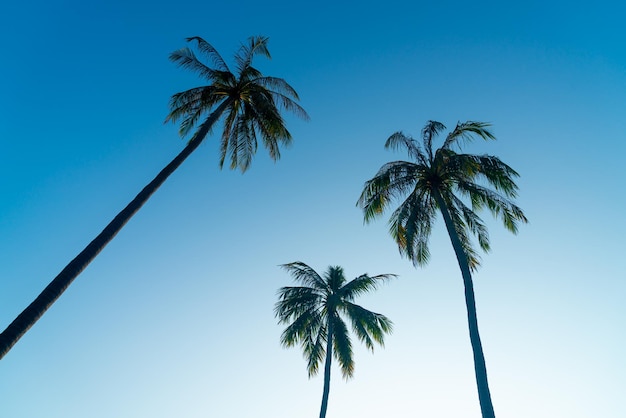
xmin=433 ymin=190 xmax=496 ymax=418
xmin=0 ymin=100 xmax=232 ymax=360
xmin=319 ymin=320 xmax=333 ymax=418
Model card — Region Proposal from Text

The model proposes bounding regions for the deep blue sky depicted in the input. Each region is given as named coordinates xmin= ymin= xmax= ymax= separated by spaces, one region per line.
xmin=1 ymin=1 xmax=625 ymax=417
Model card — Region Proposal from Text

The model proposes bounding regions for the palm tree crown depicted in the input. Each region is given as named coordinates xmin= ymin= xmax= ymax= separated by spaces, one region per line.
xmin=275 ymin=262 xmax=394 ymax=418
xmin=358 ymin=120 xmax=527 ymax=269
xmin=167 ymin=36 xmax=309 ymax=171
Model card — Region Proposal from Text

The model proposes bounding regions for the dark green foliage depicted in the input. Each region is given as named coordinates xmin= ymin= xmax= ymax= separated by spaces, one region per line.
xmin=358 ymin=120 xmax=527 ymax=270
xmin=167 ymin=36 xmax=309 ymax=171
xmin=276 ymin=262 xmax=393 ymax=378
xmin=275 ymin=262 xmax=394 ymax=418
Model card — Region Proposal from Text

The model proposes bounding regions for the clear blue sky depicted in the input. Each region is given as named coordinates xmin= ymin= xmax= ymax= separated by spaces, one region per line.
xmin=1 ymin=1 xmax=624 ymax=417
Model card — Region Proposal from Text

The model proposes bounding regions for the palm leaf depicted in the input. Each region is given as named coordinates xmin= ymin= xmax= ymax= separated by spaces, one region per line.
xmin=325 ymin=266 xmax=347 ymax=291
xmin=456 ymin=180 xmax=527 ymax=233
xmin=451 ymin=194 xmax=490 ymax=252
xmin=343 ymin=302 xmax=393 ymax=350
xmin=275 ymin=286 xmax=323 ymax=322
xmin=444 ymin=196 xmax=482 ymax=270
xmin=169 ymin=47 xmax=224 ymax=82
xmin=304 ymin=321 xmax=327 ymax=377
xmin=186 ymin=36 xmax=230 ymax=72
xmin=280 ymin=262 xmax=328 ymax=291
xmin=235 ymin=36 xmax=270 ymax=74
xmin=421 ymin=120 xmax=446 ymax=161
xmin=442 ymin=121 xmax=495 ymax=150
xmin=470 ymin=154 xmax=521 ymax=196
xmin=339 ymin=273 xmax=396 ymax=301
xmin=357 ymin=161 xmax=423 ymax=223
xmin=385 ymin=132 xmax=426 ymax=163
xmin=388 ymin=189 xmax=435 ymax=266
xmin=330 ymin=315 xmax=354 ymax=379
xmin=279 ymin=308 xmax=318 ymax=345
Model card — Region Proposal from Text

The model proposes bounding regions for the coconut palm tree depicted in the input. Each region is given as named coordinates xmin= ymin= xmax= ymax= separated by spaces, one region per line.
xmin=357 ymin=120 xmax=527 ymax=418
xmin=275 ymin=262 xmax=394 ymax=418
xmin=0 ymin=36 xmax=308 ymax=360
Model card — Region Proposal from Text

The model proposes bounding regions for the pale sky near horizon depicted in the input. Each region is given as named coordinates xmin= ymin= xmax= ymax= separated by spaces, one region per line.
xmin=1 ymin=1 xmax=625 ymax=417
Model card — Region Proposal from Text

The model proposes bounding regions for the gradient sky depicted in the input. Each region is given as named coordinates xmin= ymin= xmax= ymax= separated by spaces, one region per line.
xmin=1 ymin=1 xmax=625 ymax=417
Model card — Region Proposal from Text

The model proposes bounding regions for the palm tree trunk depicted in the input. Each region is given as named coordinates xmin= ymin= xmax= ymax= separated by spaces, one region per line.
xmin=432 ymin=190 xmax=496 ymax=418
xmin=0 ymin=100 xmax=232 ymax=360
xmin=319 ymin=320 xmax=333 ymax=418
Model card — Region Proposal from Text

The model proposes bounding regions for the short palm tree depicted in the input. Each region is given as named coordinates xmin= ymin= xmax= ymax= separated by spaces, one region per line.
xmin=275 ymin=262 xmax=394 ymax=418
xmin=357 ymin=120 xmax=527 ymax=418
xmin=0 ymin=36 xmax=308 ymax=360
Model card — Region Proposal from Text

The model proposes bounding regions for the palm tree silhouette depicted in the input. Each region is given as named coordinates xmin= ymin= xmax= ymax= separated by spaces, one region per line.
xmin=275 ymin=262 xmax=394 ymax=418
xmin=357 ymin=120 xmax=527 ymax=418
xmin=0 ymin=36 xmax=308 ymax=360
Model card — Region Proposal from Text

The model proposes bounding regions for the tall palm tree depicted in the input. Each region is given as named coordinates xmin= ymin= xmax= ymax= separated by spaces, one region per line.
xmin=0 ymin=36 xmax=308 ymax=360
xmin=275 ymin=262 xmax=394 ymax=418
xmin=357 ymin=120 xmax=527 ymax=418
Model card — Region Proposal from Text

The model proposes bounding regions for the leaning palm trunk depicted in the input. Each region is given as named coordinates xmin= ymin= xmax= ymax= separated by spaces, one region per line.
xmin=319 ymin=320 xmax=333 ymax=418
xmin=0 ymin=100 xmax=232 ymax=360
xmin=433 ymin=191 xmax=496 ymax=418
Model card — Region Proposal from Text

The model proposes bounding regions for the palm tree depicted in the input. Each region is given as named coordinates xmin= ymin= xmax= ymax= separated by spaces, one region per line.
xmin=357 ymin=120 xmax=527 ymax=418
xmin=275 ymin=262 xmax=394 ymax=418
xmin=0 ymin=36 xmax=308 ymax=360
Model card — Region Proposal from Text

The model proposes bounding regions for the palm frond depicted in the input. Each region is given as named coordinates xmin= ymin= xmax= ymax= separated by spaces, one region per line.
xmin=255 ymin=76 xmax=301 ymax=100
xmin=451 ymin=194 xmax=490 ymax=252
xmin=185 ymin=36 xmax=230 ymax=72
xmin=178 ymin=107 xmax=205 ymax=138
xmin=169 ymin=47 xmax=224 ymax=82
xmin=275 ymin=286 xmax=324 ymax=322
xmin=468 ymin=154 xmax=521 ymax=197
xmin=442 ymin=121 xmax=495 ymax=150
xmin=385 ymin=132 xmax=427 ymax=163
xmin=324 ymin=266 xmax=347 ymax=292
xmin=456 ymin=181 xmax=528 ymax=234
xmin=247 ymin=87 xmax=292 ymax=160
xmin=231 ymin=111 xmax=257 ymax=171
xmin=388 ymin=189 xmax=436 ymax=266
xmin=246 ymin=81 xmax=306 ymax=136
xmin=239 ymin=64 xmax=263 ymax=83
xmin=280 ymin=262 xmax=328 ymax=291
xmin=421 ymin=120 xmax=446 ymax=161
xmin=444 ymin=198 xmax=481 ymax=270
xmin=339 ymin=273 xmax=396 ymax=301
xmin=441 ymin=151 xmax=481 ymax=181
xmin=278 ymin=307 xmax=319 ymax=345
xmin=330 ymin=315 xmax=354 ymax=379
xmin=357 ymin=161 xmax=423 ymax=223
xmin=235 ymin=36 xmax=271 ymax=74
xmin=218 ymin=105 xmax=239 ymax=168
xmin=305 ymin=326 xmax=326 ymax=377
xmin=256 ymin=81 xmax=309 ymax=121
xmin=343 ymin=302 xmax=393 ymax=351
xmin=276 ymin=299 xmax=326 ymax=378
xmin=166 ymin=86 xmax=211 ymax=123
